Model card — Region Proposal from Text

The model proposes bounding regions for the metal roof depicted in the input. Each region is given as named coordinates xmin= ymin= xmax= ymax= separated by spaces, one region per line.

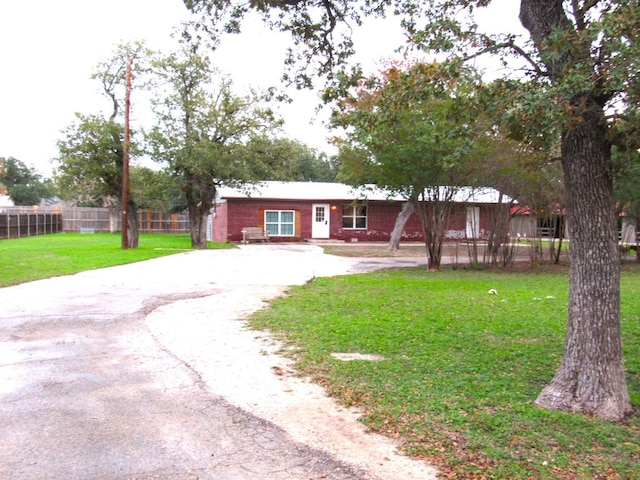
xmin=216 ymin=181 xmax=510 ymax=203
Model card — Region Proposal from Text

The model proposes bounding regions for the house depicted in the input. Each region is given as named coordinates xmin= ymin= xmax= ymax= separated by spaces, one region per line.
xmin=211 ymin=181 xmax=510 ymax=243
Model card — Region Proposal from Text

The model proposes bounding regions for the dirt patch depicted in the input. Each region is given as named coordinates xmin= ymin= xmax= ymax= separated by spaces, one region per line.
xmin=322 ymin=243 xmax=427 ymax=258
xmin=331 ymin=352 xmax=386 ymax=361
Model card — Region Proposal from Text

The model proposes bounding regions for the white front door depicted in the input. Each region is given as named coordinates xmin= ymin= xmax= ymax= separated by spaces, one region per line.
xmin=312 ymin=204 xmax=330 ymax=238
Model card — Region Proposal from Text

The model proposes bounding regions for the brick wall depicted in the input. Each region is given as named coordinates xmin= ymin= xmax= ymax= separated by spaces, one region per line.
xmin=211 ymin=202 xmax=228 ymax=242
xmin=213 ymin=198 xmax=502 ymax=242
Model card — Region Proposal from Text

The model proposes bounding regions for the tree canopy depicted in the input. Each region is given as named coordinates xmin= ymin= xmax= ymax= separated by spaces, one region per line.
xmin=148 ymin=46 xmax=284 ymax=247
xmin=333 ymin=62 xmax=485 ymax=268
xmin=0 ymin=157 xmax=54 ymax=206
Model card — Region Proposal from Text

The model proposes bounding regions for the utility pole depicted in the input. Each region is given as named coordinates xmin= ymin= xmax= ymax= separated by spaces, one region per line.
xmin=121 ymin=56 xmax=132 ymax=249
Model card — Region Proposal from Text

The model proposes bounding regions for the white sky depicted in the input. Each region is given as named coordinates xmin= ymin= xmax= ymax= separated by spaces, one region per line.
xmin=0 ymin=0 xmax=523 ymax=178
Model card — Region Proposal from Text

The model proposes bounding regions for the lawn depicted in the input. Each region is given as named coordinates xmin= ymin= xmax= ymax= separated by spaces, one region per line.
xmin=250 ymin=266 xmax=640 ymax=479
xmin=0 ymin=232 xmax=234 ymax=287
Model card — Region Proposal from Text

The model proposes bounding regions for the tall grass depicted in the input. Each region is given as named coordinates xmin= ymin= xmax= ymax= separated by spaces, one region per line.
xmin=250 ymin=267 xmax=640 ymax=478
xmin=0 ymin=233 xmax=233 ymax=287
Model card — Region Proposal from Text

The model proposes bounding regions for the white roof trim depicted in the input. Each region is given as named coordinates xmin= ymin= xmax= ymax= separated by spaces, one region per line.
xmin=216 ymin=181 xmax=510 ymax=204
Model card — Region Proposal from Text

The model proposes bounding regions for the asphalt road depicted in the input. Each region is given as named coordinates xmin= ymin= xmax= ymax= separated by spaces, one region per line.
xmin=0 ymin=244 xmax=432 ymax=480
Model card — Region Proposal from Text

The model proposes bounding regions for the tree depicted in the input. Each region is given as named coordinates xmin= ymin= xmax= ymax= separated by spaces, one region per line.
xmin=463 ymin=86 xmax=566 ymax=266
xmin=130 ymin=166 xmax=184 ymax=213
xmin=245 ymin=136 xmax=339 ymax=181
xmin=333 ymin=63 xmax=482 ymax=270
xmin=55 ymin=42 xmax=151 ymax=247
xmin=148 ymin=46 xmax=283 ymax=248
xmin=185 ymin=0 xmax=638 ymax=421
xmin=0 ymin=157 xmax=54 ymax=205
xmin=56 ymin=114 xmax=127 ymax=206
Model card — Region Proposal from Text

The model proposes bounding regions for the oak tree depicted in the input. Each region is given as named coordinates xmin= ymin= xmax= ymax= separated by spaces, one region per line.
xmin=56 ymin=42 xmax=152 ymax=247
xmin=0 ymin=157 xmax=53 ymax=206
xmin=148 ymin=46 xmax=283 ymax=248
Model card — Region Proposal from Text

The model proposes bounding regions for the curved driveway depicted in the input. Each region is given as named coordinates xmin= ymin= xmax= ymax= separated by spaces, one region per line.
xmin=0 ymin=244 xmax=434 ymax=480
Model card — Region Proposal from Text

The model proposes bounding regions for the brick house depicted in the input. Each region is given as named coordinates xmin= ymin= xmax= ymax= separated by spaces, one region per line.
xmin=211 ymin=181 xmax=508 ymax=243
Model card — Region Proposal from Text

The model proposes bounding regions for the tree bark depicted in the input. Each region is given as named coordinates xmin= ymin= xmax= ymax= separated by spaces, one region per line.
xmin=534 ymin=105 xmax=631 ymax=421
xmin=520 ymin=0 xmax=632 ymax=421
xmin=186 ymin=180 xmax=214 ymax=249
xmin=388 ymin=200 xmax=415 ymax=251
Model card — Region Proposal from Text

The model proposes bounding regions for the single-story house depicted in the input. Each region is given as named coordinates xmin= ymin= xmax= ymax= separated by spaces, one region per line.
xmin=211 ymin=181 xmax=511 ymax=243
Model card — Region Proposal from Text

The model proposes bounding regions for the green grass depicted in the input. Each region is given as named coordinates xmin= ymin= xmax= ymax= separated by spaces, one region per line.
xmin=250 ymin=267 xmax=640 ymax=478
xmin=0 ymin=233 xmax=234 ymax=287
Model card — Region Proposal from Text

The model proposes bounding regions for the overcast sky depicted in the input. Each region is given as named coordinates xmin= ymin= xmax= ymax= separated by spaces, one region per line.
xmin=0 ymin=0 xmax=522 ymax=178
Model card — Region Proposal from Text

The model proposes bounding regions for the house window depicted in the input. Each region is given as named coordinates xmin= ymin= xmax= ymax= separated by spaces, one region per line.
xmin=342 ymin=204 xmax=367 ymax=229
xmin=265 ymin=210 xmax=294 ymax=236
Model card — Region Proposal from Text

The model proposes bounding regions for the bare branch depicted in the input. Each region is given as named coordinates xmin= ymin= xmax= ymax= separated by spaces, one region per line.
xmin=462 ymin=40 xmax=547 ymax=77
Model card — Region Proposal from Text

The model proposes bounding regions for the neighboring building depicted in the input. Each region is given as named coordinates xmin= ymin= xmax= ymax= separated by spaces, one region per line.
xmin=211 ymin=181 xmax=510 ymax=243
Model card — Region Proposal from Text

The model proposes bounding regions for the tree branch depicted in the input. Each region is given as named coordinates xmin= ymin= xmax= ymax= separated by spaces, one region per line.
xmin=462 ymin=40 xmax=547 ymax=77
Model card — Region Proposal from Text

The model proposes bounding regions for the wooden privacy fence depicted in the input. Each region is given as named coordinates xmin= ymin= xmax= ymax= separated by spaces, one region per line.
xmin=0 ymin=206 xmax=190 ymax=239
xmin=0 ymin=208 xmax=62 ymax=239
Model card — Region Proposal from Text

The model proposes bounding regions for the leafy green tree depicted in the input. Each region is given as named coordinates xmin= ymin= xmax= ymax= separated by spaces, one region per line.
xmin=55 ymin=42 xmax=151 ymax=247
xmin=334 ymin=63 xmax=482 ymax=269
xmin=130 ymin=166 xmax=184 ymax=213
xmin=245 ymin=136 xmax=338 ymax=181
xmin=148 ymin=46 xmax=283 ymax=248
xmin=0 ymin=157 xmax=54 ymax=206
xmin=461 ymin=85 xmax=567 ymax=265
xmin=55 ymin=114 xmax=126 ymax=207
xmin=184 ymin=0 xmax=639 ymax=421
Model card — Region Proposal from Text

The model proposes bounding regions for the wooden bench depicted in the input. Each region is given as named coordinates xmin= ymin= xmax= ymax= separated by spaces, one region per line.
xmin=241 ymin=227 xmax=269 ymax=244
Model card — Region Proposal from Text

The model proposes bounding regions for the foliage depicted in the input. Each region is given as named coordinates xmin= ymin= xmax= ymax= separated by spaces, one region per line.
xmin=333 ymin=62 xmax=491 ymax=269
xmin=55 ymin=114 xmax=130 ymax=206
xmin=245 ymin=136 xmax=339 ymax=181
xmin=55 ymin=42 xmax=153 ymax=204
xmin=130 ymin=166 xmax=185 ymax=212
xmin=183 ymin=0 xmax=392 ymax=89
xmin=0 ymin=233 xmax=234 ymax=288
xmin=0 ymin=156 xmax=54 ymax=205
xmin=250 ymin=267 xmax=640 ymax=478
xmin=91 ymin=40 xmax=154 ymax=122
xmin=183 ymin=1 xmax=640 ymax=152
xmin=148 ymin=45 xmax=283 ymax=247
xmin=334 ymin=63 xmax=479 ymax=194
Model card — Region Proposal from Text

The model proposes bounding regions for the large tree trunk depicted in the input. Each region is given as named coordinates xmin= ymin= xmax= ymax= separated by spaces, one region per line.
xmin=187 ymin=198 xmax=209 ymax=249
xmin=534 ymin=105 xmax=632 ymax=421
xmin=388 ymin=200 xmax=415 ymax=251
xmin=520 ymin=0 xmax=632 ymax=421
xmin=188 ymin=206 xmax=209 ymax=248
xmin=185 ymin=180 xmax=214 ymax=249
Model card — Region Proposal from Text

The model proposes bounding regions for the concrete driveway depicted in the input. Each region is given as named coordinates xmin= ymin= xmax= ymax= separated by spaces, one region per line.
xmin=0 ymin=244 xmax=435 ymax=480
